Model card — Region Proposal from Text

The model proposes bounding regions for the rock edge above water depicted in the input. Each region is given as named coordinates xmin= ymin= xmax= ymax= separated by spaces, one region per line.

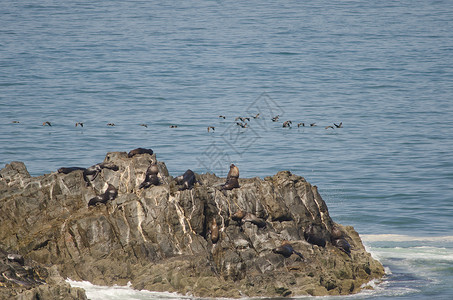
xmin=0 ymin=152 xmax=384 ymax=298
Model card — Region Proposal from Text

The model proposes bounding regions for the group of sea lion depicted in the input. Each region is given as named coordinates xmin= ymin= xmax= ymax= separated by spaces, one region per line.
xmin=57 ymin=148 xmax=351 ymax=259
xmin=57 ymin=160 xmax=121 ymax=207
xmin=304 ymin=223 xmax=351 ymax=256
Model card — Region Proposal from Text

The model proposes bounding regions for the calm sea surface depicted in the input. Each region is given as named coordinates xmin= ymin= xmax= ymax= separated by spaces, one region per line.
xmin=1 ymin=0 xmax=452 ymax=298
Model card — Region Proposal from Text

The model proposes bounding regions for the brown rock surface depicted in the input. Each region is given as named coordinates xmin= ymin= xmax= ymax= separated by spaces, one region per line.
xmin=0 ymin=152 xmax=384 ymax=297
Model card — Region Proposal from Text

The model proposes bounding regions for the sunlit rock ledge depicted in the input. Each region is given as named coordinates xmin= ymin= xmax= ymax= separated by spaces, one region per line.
xmin=0 ymin=151 xmax=384 ymax=298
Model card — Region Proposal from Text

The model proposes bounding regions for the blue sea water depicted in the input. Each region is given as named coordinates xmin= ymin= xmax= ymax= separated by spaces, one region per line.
xmin=1 ymin=0 xmax=453 ymax=298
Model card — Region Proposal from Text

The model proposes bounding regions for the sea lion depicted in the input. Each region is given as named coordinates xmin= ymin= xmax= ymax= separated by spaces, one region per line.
xmin=42 ymin=121 xmax=51 ymax=126
xmin=272 ymin=241 xmax=304 ymax=259
xmin=128 ymin=147 xmax=154 ymax=158
xmin=83 ymin=164 xmax=102 ymax=182
xmin=207 ymin=126 xmax=215 ymax=132
xmin=331 ymin=226 xmax=344 ymax=240
xmin=75 ymin=122 xmax=84 ymax=127
xmin=210 ymin=217 xmax=219 ymax=243
xmin=242 ymin=212 xmax=266 ymax=228
xmin=221 ymin=164 xmax=240 ymax=191
xmin=332 ymin=238 xmax=351 ymax=256
xmin=227 ymin=164 xmax=239 ymax=179
xmin=174 ymin=169 xmax=196 ymax=191
xmin=231 ymin=210 xmax=246 ymax=222
xmin=334 ymin=122 xmax=343 ymax=128
xmin=272 ymin=115 xmax=280 ymax=122
xmin=139 ymin=163 xmax=159 ymax=189
xmin=58 ymin=167 xmax=85 ymax=174
xmin=221 ymin=177 xmax=239 ymax=190
xmin=331 ymin=225 xmax=351 ymax=256
xmin=304 ymin=224 xmax=326 ymax=247
xmin=88 ymin=184 xmax=118 ymax=206
xmin=297 ymin=122 xmax=305 ymax=127
xmin=83 ymin=162 xmax=119 ymax=182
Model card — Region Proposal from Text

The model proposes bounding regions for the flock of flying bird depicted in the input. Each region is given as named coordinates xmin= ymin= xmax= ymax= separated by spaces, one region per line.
xmin=207 ymin=113 xmax=343 ymax=132
xmin=10 ymin=114 xmax=343 ymax=132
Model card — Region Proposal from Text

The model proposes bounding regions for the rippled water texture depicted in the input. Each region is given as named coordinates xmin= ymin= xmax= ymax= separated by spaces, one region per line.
xmin=1 ymin=0 xmax=452 ymax=298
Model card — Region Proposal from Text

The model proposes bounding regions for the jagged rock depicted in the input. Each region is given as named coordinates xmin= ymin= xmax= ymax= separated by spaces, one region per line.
xmin=0 ymin=152 xmax=384 ymax=297
xmin=0 ymin=247 xmax=87 ymax=299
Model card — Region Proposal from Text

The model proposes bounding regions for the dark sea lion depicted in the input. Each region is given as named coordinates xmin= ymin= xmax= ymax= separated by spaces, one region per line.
xmin=128 ymin=148 xmax=154 ymax=158
xmin=273 ymin=241 xmax=304 ymax=259
xmin=83 ymin=164 xmax=102 ymax=182
xmin=139 ymin=163 xmax=159 ymax=189
xmin=242 ymin=212 xmax=266 ymax=228
xmin=58 ymin=167 xmax=85 ymax=174
xmin=304 ymin=224 xmax=326 ymax=247
xmin=83 ymin=162 xmax=119 ymax=182
xmin=88 ymin=184 xmax=118 ymax=206
xmin=99 ymin=162 xmax=119 ymax=171
xmin=334 ymin=122 xmax=343 ymax=128
xmin=332 ymin=238 xmax=351 ymax=256
xmin=42 ymin=121 xmax=51 ymax=126
xmin=331 ymin=225 xmax=351 ymax=256
xmin=174 ymin=169 xmax=196 ymax=191
xmin=210 ymin=217 xmax=219 ymax=244
xmin=272 ymin=115 xmax=280 ymax=122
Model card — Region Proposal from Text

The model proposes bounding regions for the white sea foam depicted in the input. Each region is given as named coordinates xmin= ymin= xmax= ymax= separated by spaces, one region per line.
xmin=361 ymin=234 xmax=453 ymax=243
xmin=67 ymin=279 xmax=191 ymax=300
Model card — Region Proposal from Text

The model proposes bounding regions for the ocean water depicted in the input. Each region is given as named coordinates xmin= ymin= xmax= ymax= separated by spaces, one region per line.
xmin=1 ymin=0 xmax=453 ymax=298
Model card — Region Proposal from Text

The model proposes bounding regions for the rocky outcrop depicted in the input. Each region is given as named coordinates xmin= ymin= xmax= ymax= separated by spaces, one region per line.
xmin=0 ymin=152 xmax=384 ymax=298
xmin=0 ymin=248 xmax=87 ymax=299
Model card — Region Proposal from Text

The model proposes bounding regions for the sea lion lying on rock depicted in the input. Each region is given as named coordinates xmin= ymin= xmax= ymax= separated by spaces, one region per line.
xmin=231 ymin=210 xmax=266 ymax=228
xmin=57 ymin=167 xmax=85 ymax=174
xmin=88 ymin=184 xmax=118 ymax=206
xmin=128 ymin=148 xmax=154 ymax=158
xmin=304 ymin=223 xmax=326 ymax=247
xmin=331 ymin=225 xmax=351 ymax=257
xmin=174 ymin=169 xmax=196 ymax=191
xmin=272 ymin=241 xmax=304 ymax=259
xmin=139 ymin=163 xmax=159 ymax=189
xmin=83 ymin=162 xmax=119 ymax=182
